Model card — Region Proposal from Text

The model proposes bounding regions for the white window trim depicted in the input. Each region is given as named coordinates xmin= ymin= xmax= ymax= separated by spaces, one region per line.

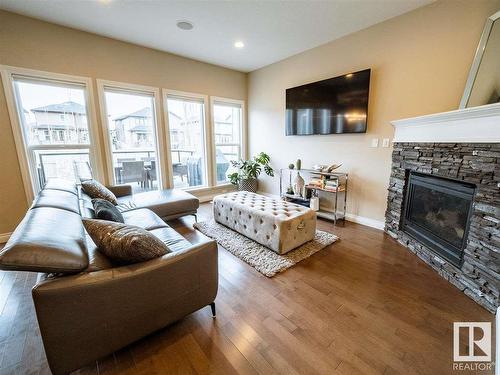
xmin=96 ymin=79 xmax=167 ymax=189
xmin=210 ymin=96 xmax=246 ymax=186
xmin=0 ymin=65 xmax=104 ymax=203
xmin=162 ymin=89 xmax=211 ymax=190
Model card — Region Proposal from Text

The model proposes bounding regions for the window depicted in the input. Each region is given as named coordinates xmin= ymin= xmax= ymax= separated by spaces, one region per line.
xmin=212 ymin=99 xmax=244 ymax=185
xmin=165 ymin=94 xmax=208 ymax=189
xmin=101 ymin=85 xmax=161 ymax=193
xmin=10 ymin=75 xmax=97 ymax=192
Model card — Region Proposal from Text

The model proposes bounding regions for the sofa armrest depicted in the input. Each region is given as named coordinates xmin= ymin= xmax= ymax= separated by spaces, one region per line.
xmin=32 ymin=238 xmax=218 ymax=375
xmin=107 ymin=184 xmax=132 ymax=197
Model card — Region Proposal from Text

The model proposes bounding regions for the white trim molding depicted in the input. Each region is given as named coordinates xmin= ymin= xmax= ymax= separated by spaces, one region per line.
xmin=163 ymin=89 xmax=211 ymax=189
xmin=96 ymin=79 xmax=166 ymax=188
xmin=210 ymin=96 xmax=246 ymax=187
xmin=344 ymin=213 xmax=385 ymax=230
xmin=0 ymin=232 xmax=12 ymax=244
xmin=0 ymin=65 xmax=105 ymax=201
xmin=391 ymin=103 xmax=500 ymax=143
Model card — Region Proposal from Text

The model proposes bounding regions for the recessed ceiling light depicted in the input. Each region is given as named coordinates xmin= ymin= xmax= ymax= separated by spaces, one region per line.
xmin=345 ymin=73 xmax=353 ymax=78
xmin=234 ymin=41 xmax=245 ymax=49
xmin=177 ymin=20 xmax=194 ymax=30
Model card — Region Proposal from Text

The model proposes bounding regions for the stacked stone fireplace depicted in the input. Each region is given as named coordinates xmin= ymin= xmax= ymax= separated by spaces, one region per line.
xmin=385 ymin=105 xmax=500 ymax=313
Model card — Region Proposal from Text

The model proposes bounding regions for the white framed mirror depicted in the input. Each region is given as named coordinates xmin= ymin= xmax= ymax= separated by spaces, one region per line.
xmin=460 ymin=10 xmax=500 ymax=109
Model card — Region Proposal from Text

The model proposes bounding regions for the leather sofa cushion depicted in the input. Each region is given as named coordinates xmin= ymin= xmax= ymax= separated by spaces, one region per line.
xmin=44 ymin=178 xmax=78 ymax=195
xmin=32 ymin=189 xmax=81 ymax=215
xmin=79 ymin=198 xmax=95 ymax=219
xmin=0 ymin=207 xmax=89 ymax=273
xmin=85 ymin=234 xmax=114 ymax=272
xmin=149 ymin=227 xmax=193 ymax=252
xmin=122 ymin=208 xmax=169 ymax=231
xmin=117 ymin=189 xmax=199 ymax=219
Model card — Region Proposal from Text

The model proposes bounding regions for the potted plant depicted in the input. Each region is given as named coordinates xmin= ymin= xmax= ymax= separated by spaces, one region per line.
xmin=227 ymin=152 xmax=274 ymax=192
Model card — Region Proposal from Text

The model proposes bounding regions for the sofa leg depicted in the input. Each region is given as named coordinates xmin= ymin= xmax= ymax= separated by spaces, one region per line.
xmin=193 ymin=214 xmax=198 ymax=223
xmin=210 ymin=302 xmax=216 ymax=317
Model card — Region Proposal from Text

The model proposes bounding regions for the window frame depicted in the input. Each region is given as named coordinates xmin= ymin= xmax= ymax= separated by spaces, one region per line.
xmin=163 ymin=89 xmax=211 ymax=191
xmin=0 ymin=65 xmax=104 ymax=203
xmin=97 ymin=79 xmax=167 ymax=189
xmin=210 ymin=96 xmax=246 ymax=186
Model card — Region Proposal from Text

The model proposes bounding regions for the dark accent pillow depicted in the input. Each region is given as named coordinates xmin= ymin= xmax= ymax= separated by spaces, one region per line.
xmin=82 ymin=219 xmax=170 ymax=264
xmin=81 ymin=179 xmax=118 ymax=205
xmin=91 ymin=198 xmax=125 ymax=223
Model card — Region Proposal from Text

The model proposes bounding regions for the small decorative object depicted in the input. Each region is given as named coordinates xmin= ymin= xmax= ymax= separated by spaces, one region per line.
xmin=310 ymin=196 xmax=320 ymax=211
xmin=286 ymin=185 xmax=294 ymax=195
xmin=327 ymin=163 xmax=342 ymax=172
xmin=312 ymin=164 xmax=327 ymax=171
xmin=293 ymin=172 xmax=305 ymax=197
xmin=228 ymin=152 xmax=274 ymax=193
xmin=288 ymin=163 xmax=295 ymax=170
xmin=296 ymin=159 xmax=302 ymax=170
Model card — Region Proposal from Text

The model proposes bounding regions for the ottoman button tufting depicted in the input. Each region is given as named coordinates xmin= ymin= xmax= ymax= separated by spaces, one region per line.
xmin=213 ymin=193 xmax=316 ymax=254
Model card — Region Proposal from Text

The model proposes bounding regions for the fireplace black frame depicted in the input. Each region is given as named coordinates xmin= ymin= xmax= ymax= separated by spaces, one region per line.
xmin=401 ymin=171 xmax=476 ymax=268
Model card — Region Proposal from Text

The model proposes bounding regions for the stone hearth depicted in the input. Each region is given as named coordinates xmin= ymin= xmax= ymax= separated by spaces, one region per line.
xmin=385 ymin=104 xmax=500 ymax=313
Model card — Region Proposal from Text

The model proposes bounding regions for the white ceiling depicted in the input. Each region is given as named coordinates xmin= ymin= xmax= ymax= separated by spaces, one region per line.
xmin=0 ymin=0 xmax=434 ymax=72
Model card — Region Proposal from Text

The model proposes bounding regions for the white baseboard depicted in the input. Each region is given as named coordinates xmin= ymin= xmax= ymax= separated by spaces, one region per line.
xmin=345 ymin=214 xmax=385 ymax=230
xmin=257 ymin=191 xmax=385 ymax=231
xmin=0 ymin=232 xmax=12 ymax=244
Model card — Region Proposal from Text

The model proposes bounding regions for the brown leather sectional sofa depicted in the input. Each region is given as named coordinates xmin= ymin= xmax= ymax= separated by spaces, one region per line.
xmin=0 ymin=180 xmax=218 ymax=375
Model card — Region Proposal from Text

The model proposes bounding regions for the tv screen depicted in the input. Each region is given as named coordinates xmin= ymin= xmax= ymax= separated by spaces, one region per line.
xmin=285 ymin=69 xmax=370 ymax=135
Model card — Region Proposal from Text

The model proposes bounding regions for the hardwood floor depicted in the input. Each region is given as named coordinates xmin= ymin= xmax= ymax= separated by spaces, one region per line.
xmin=0 ymin=203 xmax=494 ymax=374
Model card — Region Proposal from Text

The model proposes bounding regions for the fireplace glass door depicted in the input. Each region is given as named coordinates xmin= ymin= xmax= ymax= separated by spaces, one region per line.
xmin=402 ymin=172 xmax=475 ymax=267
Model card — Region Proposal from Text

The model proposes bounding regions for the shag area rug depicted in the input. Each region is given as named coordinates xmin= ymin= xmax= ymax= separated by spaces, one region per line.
xmin=193 ymin=220 xmax=338 ymax=277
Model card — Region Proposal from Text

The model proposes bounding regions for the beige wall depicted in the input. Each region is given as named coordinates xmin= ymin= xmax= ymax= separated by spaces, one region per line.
xmin=0 ymin=10 xmax=247 ymax=235
xmin=248 ymin=0 xmax=500 ymax=226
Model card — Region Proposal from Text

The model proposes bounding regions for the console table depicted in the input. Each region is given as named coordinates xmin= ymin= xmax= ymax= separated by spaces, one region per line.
xmin=279 ymin=168 xmax=348 ymax=224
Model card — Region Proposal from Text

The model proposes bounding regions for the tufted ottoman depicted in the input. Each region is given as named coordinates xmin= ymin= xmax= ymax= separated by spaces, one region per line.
xmin=213 ymin=192 xmax=316 ymax=254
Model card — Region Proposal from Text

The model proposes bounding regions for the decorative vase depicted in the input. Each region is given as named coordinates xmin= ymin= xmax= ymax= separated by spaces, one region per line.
xmin=296 ymin=159 xmax=302 ymax=170
xmin=238 ymin=178 xmax=258 ymax=193
xmin=293 ymin=172 xmax=305 ymax=197
xmin=310 ymin=196 xmax=320 ymax=211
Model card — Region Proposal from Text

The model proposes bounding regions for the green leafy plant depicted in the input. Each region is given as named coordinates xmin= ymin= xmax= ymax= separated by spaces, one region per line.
xmin=228 ymin=152 xmax=274 ymax=185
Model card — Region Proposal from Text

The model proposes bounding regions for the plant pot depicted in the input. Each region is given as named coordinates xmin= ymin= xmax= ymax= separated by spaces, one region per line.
xmin=238 ymin=178 xmax=258 ymax=193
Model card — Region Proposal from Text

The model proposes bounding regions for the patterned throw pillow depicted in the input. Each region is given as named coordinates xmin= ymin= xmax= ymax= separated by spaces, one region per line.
xmin=91 ymin=198 xmax=125 ymax=223
xmin=83 ymin=219 xmax=170 ymax=264
xmin=81 ymin=179 xmax=118 ymax=205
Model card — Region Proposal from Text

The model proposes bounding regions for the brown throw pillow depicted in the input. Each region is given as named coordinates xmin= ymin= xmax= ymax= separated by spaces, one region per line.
xmin=83 ymin=219 xmax=170 ymax=264
xmin=81 ymin=179 xmax=118 ymax=205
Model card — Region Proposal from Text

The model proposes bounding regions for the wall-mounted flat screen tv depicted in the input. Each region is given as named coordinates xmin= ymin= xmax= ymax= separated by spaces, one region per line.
xmin=285 ymin=69 xmax=370 ymax=135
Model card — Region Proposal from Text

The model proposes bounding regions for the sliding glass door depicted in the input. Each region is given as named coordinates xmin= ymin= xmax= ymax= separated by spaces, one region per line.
xmin=165 ymin=95 xmax=207 ymax=189
xmin=12 ymin=76 xmax=96 ymax=191
xmin=101 ymin=87 xmax=161 ymax=192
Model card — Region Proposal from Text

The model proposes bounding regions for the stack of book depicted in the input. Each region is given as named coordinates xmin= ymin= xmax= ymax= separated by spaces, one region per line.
xmin=323 ymin=179 xmax=338 ymax=191
xmin=308 ymin=177 xmax=323 ymax=188
xmin=306 ymin=177 xmax=344 ymax=192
